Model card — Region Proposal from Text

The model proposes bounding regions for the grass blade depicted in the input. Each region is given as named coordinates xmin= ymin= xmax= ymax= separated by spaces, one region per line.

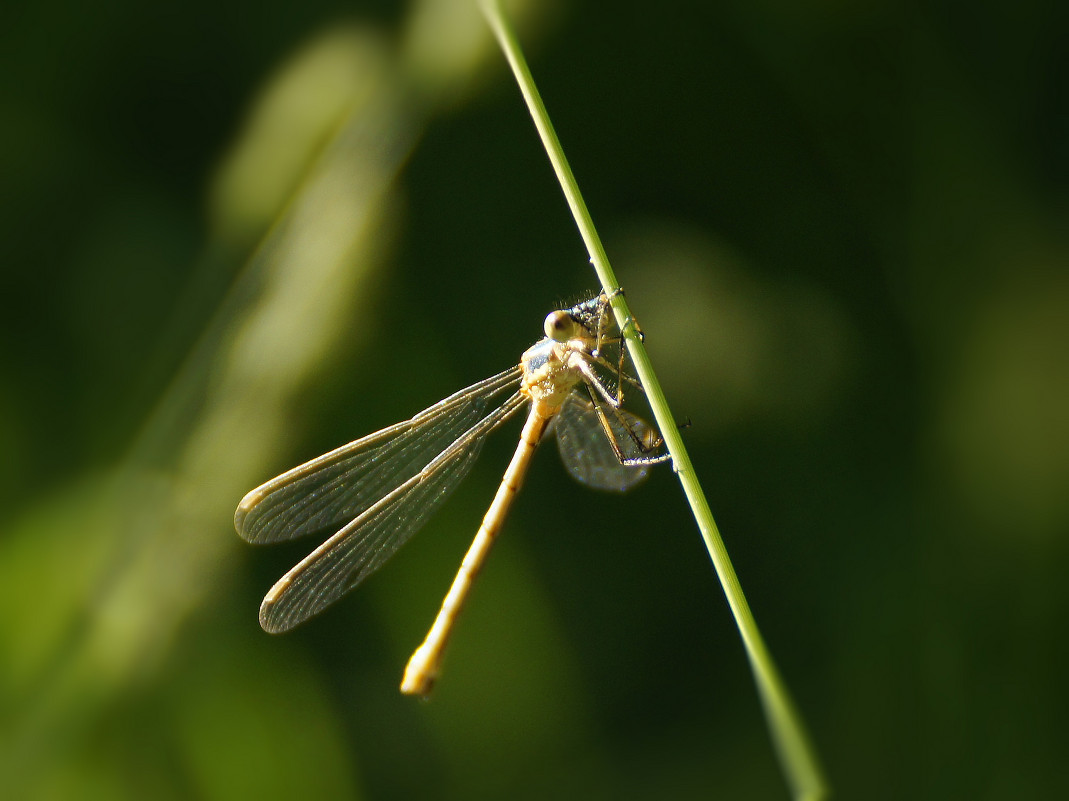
xmin=478 ymin=2 xmax=828 ymax=797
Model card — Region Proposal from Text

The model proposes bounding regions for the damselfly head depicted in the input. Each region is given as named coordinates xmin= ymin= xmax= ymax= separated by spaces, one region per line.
xmin=544 ymin=309 xmax=582 ymax=342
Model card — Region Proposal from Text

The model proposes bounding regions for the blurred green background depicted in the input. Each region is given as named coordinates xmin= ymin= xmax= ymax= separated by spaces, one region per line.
xmin=2 ymin=0 xmax=1066 ymax=798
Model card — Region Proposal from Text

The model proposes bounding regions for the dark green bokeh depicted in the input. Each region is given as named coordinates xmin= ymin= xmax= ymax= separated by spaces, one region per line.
xmin=2 ymin=1 xmax=1066 ymax=798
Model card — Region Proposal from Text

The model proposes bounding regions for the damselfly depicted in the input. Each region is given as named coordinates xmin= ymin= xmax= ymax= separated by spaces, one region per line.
xmin=235 ymin=292 xmax=670 ymax=695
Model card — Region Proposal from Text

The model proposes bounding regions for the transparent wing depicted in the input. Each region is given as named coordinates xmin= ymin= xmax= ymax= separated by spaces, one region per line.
xmin=236 ymin=365 xmax=522 ymax=545
xmin=555 ymin=391 xmax=661 ymax=493
xmin=259 ymin=391 xmax=528 ymax=633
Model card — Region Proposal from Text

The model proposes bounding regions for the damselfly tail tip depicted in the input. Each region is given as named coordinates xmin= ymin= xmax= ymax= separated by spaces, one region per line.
xmin=400 ymin=646 xmax=440 ymax=698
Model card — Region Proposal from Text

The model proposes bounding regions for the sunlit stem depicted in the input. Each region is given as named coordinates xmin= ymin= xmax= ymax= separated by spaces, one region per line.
xmin=478 ymin=2 xmax=828 ymax=797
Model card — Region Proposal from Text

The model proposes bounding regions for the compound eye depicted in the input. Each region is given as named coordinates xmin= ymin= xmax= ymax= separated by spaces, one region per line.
xmin=544 ymin=310 xmax=576 ymax=342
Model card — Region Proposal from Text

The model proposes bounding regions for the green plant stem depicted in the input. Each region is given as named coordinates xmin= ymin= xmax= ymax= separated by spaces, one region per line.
xmin=478 ymin=2 xmax=828 ymax=798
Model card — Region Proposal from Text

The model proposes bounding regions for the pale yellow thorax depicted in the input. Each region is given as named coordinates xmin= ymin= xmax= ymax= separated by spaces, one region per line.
xmin=519 ymin=336 xmax=591 ymax=419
